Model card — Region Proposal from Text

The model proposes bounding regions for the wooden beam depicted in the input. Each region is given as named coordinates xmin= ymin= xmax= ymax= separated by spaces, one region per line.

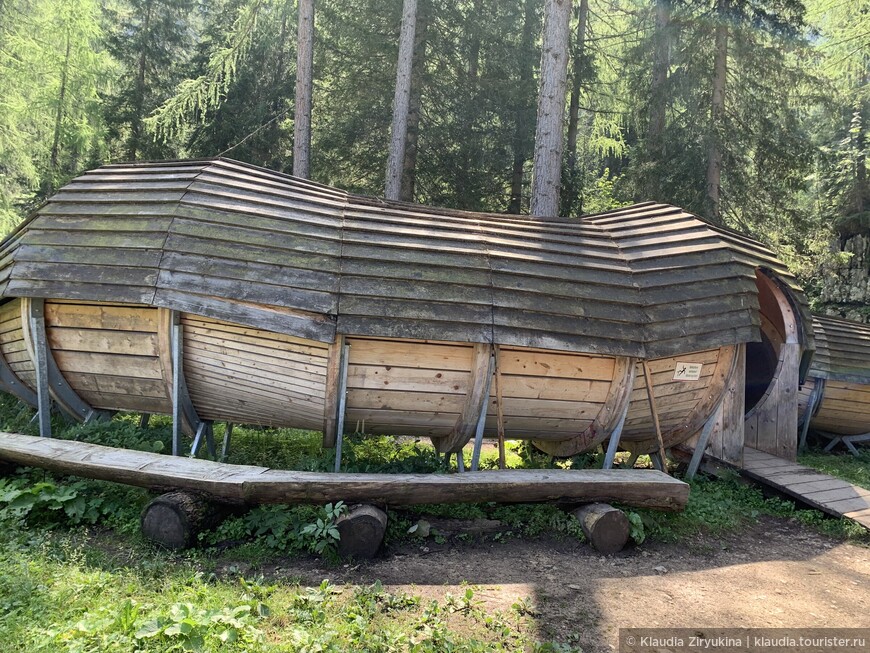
xmin=470 ymin=351 xmax=495 ymax=471
xmin=220 ymin=423 xmax=234 ymax=462
xmin=642 ymin=359 xmax=668 ymax=473
xmin=322 ymin=335 xmax=345 ymax=448
xmin=437 ymin=343 xmax=493 ymax=453
xmin=0 ymin=433 xmax=693 ymax=509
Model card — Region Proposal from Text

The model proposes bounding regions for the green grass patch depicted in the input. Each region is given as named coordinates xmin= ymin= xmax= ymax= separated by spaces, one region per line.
xmin=0 ymin=520 xmax=568 ymax=652
xmin=798 ymin=449 xmax=870 ymax=491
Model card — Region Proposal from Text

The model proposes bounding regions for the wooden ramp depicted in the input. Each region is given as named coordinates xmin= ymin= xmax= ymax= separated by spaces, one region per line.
xmin=0 ymin=432 xmax=689 ymax=511
xmin=741 ymin=447 xmax=870 ymax=530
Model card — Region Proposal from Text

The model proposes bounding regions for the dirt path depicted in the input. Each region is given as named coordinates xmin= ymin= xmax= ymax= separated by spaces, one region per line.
xmin=234 ymin=515 xmax=870 ymax=652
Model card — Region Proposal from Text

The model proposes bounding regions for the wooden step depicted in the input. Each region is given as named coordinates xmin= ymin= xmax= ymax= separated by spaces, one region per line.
xmin=0 ymin=432 xmax=688 ymax=511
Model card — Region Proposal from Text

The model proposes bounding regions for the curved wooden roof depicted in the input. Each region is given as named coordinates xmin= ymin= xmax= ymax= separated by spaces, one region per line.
xmin=809 ymin=315 xmax=870 ymax=384
xmin=0 ymin=158 xmax=812 ymax=359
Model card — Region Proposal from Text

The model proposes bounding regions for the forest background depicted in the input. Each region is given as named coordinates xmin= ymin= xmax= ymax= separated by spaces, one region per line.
xmin=0 ymin=0 xmax=867 ymax=318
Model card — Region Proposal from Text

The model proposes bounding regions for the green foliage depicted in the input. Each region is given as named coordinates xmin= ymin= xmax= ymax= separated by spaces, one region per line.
xmin=134 ymin=600 xmax=268 ymax=650
xmin=0 ymin=471 xmax=148 ymax=532
xmin=799 ymin=450 xmax=870 ymax=491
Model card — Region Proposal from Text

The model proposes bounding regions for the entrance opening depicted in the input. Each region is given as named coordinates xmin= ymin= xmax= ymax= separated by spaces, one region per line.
xmin=744 ymin=270 xmax=795 ymax=417
xmin=745 ymin=332 xmax=778 ymax=412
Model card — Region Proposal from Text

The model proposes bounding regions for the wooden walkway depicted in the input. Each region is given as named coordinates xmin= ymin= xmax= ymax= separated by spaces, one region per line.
xmin=741 ymin=447 xmax=870 ymax=530
xmin=0 ymin=432 xmax=689 ymax=511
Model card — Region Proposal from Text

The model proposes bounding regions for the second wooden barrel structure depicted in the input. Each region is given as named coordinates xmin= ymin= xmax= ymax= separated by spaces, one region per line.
xmin=0 ymin=159 xmax=813 ymax=459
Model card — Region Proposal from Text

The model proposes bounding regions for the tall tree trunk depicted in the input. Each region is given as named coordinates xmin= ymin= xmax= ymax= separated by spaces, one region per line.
xmin=706 ymin=0 xmax=728 ymax=223
xmin=456 ymin=0 xmax=483 ymax=209
xmin=648 ymin=0 xmax=670 ymax=157
xmin=293 ymin=0 xmax=315 ymax=178
xmin=129 ymin=0 xmax=153 ymax=161
xmin=531 ymin=0 xmax=572 ymax=218
xmin=400 ymin=1 xmax=428 ymax=202
xmin=385 ymin=0 xmax=418 ymax=200
xmin=50 ymin=30 xmax=72 ymax=174
xmin=507 ymin=0 xmax=537 ymax=214
xmin=561 ymin=0 xmax=589 ymax=216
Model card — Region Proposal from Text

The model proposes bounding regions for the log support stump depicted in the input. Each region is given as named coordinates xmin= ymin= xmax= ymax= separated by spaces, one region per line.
xmin=335 ymin=504 xmax=387 ymax=559
xmin=141 ymin=490 xmax=224 ymax=550
xmin=572 ymin=502 xmax=630 ymax=554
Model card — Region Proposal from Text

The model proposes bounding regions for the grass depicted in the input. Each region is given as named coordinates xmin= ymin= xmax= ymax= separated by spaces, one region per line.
xmin=799 ymin=449 xmax=870 ymax=491
xmin=1 ymin=393 xmax=869 ymax=650
xmin=0 ymin=522 xmax=560 ymax=652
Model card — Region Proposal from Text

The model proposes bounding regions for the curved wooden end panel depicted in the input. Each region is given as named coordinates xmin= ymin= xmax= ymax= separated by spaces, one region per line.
xmin=434 ymin=343 xmax=494 ymax=453
xmin=623 ymin=345 xmax=738 ymax=455
xmin=532 ymin=356 xmax=636 ymax=457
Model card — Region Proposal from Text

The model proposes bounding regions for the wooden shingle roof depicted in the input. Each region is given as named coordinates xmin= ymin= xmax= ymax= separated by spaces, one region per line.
xmin=0 ymin=158 xmax=812 ymax=360
xmin=809 ymin=315 xmax=870 ymax=384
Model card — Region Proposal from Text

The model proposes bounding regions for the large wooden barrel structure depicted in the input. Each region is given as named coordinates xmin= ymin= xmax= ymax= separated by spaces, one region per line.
xmin=799 ymin=316 xmax=870 ymax=449
xmin=0 ymin=159 xmax=812 ymax=460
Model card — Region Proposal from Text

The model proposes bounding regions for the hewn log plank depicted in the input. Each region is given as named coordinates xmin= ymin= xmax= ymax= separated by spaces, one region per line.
xmin=0 ymin=432 xmax=689 ymax=510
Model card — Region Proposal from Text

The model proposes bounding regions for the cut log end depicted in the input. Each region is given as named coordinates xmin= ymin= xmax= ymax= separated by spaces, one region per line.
xmin=141 ymin=490 xmax=222 ymax=550
xmin=335 ymin=504 xmax=388 ymax=559
xmin=572 ymin=502 xmax=630 ymax=555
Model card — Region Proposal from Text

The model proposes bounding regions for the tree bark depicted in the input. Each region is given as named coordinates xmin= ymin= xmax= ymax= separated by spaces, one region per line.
xmin=456 ymin=0 xmax=483 ymax=209
xmin=572 ymin=503 xmax=630 ymax=554
xmin=141 ymin=490 xmax=225 ymax=550
xmin=507 ymin=0 xmax=538 ymax=214
xmin=385 ymin=0 xmax=418 ymax=200
xmin=129 ymin=0 xmax=153 ymax=161
xmin=293 ymin=0 xmax=315 ymax=179
xmin=561 ymin=0 xmax=589 ymax=216
xmin=400 ymin=1 xmax=428 ymax=202
xmin=706 ymin=0 xmax=728 ymax=224
xmin=335 ymin=504 xmax=388 ymax=559
xmin=50 ymin=30 xmax=72 ymax=174
xmin=647 ymin=0 xmax=671 ymax=158
xmin=531 ymin=0 xmax=572 ymax=218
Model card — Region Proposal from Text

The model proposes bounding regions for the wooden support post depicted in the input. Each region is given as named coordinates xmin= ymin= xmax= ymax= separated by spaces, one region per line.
xmin=572 ymin=503 xmax=630 ymax=554
xmin=686 ymin=404 xmax=720 ymax=480
xmin=335 ymin=504 xmax=388 ymax=559
xmin=139 ymin=413 xmax=151 ymax=429
xmin=798 ymin=379 xmax=824 ymax=452
xmin=30 ymin=307 xmax=51 ymax=438
xmin=470 ymin=351 xmax=495 ymax=472
xmin=602 ymin=396 xmax=632 ymax=469
xmin=625 ymin=451 xmax=640 ymax=469
xmin=141 ymin=490 xmax=225 ymax=550
xmin=333 ymin=342 xmax=350 ymax=473
xmin=221 ymin=423 xmax=234 ymax=462
xmin=641 ymin=360 xmax=668 ymax=474
xmin=650 ymin=451 xmax=664 ymax=471
xmin=494 ymin=345 xmax=507 ymax=470
xmin=457 ymin=449 xmax=465 ymax=472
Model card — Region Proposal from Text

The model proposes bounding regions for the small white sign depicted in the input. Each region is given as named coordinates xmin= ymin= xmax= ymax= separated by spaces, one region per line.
xmin=673 ymin=362 xmax=703 ymax=381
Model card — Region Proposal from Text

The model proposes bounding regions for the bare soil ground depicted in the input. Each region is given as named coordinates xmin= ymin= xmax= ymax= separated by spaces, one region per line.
xmin=218 ymin=515 xmax=870 ymax=652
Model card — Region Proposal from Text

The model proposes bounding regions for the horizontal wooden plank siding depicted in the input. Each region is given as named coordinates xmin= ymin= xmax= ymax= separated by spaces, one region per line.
xmin=0 ymin=158 xmax=812 ymax=362
xmin=44 ymin=301 xmax=172 ymax=415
